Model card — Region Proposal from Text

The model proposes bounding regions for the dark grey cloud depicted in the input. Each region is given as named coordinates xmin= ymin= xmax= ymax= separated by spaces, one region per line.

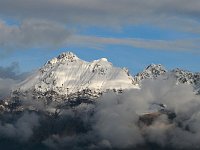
xmin=0 ymin=62 xmax=30 ymax=99
xmin=0 ymin=20 xmax=71 ymax=52
xmin=0 ymin=112 xmax=39 ymax=141
xmin=0 ymin=62 xmax=19 ymax=80
xmin=0 ymin=0 xmax=200 ymax=31
xmin=0 ymin=78 xmax=17 ymax=99
xmin=0 ymin=62 xmax=29 ymax=80
xmin=0 ymin=0 xmax=200 ymax=26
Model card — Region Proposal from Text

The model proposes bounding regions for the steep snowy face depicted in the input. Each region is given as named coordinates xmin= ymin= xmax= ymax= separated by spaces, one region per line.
xmin=16 ymin=52 xmax=138 ymax=100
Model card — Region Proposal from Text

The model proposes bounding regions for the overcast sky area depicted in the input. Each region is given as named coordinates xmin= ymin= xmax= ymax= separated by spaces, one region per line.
xmin=0 ymin=0 xmax=200 ymax=74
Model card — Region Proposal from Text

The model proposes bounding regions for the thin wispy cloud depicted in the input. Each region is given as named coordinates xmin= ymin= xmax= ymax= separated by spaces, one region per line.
xmin=68 ymin=35 xmax=200 ymax=53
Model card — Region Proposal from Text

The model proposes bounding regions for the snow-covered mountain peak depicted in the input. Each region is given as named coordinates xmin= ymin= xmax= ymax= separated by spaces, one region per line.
xmin=13 ymin=52 xmax=138 ymax=102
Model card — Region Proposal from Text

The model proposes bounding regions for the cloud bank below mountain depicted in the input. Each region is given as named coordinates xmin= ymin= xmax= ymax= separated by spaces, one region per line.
xmin=0 ymin=76 xmax=200 ymax=150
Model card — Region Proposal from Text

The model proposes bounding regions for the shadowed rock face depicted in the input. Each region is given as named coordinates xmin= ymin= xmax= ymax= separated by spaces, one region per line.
xmin=139 ymin=111 xmax=176 ymax=126
xmin=139 ymin=112 xmax=162 ymax=126
xmin=138 ymin=103 xmax=176 ymax=126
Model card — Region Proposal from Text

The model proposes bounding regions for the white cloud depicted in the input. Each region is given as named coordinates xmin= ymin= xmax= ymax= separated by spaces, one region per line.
xmin=93 ymin=77 xmax=200 ymax=149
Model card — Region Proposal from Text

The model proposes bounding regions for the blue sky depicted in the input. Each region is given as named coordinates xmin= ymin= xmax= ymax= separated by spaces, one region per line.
xmin=0 ymin=0 xmax=200 ymax=75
